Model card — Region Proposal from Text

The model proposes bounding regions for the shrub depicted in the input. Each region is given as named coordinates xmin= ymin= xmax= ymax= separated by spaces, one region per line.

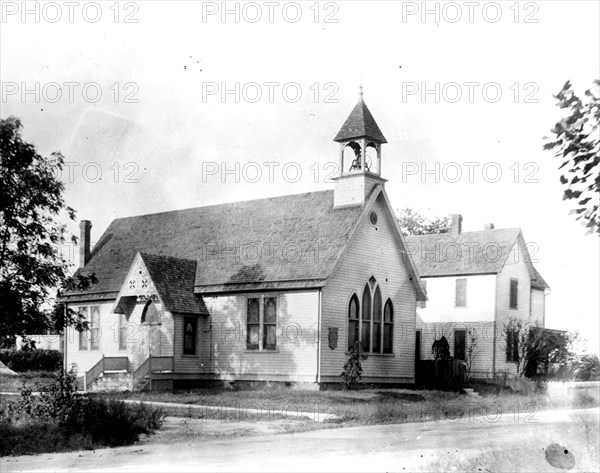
xmin=341 ymin=341 xmax=368 ymax=390
xmin=0 ymin=370 xmax=165 ymax=456
xmin=0 ymin=349 xmax=62 ymax=372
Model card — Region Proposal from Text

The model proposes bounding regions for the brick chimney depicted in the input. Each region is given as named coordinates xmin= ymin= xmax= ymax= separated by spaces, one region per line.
xmin=79 ymin=220 xmax=92 ymax=268
xmin=451 ymin=214 xmax=463 ymax=236
xmin=484 ymin=223 xmax=495 ymax=230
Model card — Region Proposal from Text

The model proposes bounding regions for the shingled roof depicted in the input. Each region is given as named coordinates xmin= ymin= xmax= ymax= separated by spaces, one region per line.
xmin=140 ymin=253 xmax=208 ymax=315
xmin=406 ymin=228 xmax=549 ymax=289
xmin=333 ymin=96 xmax=388 ymax=144
xmin=64 ymin=190 xmax=371 ymax=300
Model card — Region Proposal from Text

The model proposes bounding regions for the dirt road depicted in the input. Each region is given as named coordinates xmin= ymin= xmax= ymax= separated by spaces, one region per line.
xmin=3 ymin=408 xmax=599 ymax=472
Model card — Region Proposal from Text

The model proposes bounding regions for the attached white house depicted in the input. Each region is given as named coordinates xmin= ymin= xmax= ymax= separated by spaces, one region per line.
xmin=406 ymin=215 xmax=550 ymax=378
xmin=60 ymin=92 xmax=427 ymax=391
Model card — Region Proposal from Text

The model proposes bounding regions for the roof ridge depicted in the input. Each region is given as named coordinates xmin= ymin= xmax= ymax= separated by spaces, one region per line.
xmin=113 ymin=189 xmax=333 ymax=222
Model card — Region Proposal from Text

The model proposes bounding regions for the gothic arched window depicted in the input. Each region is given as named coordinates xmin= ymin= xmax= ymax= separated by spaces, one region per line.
xmin=361 ymin=284 xmax=372 ymax=352
xmin=372 ymin=286 xmax=382 ymax=353
xmin=348 ymin=278 xmax=392 ymax=354
xmin=347 ymin=294 xmax=359 ymax=351
xmin=383 ymin=299 xmax=394 ymax=354
xmin=141 ymin=300 xmax=159 ymax=324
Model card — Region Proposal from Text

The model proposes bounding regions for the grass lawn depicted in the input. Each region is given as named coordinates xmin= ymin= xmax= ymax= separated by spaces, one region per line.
xmin=112 ymin=386 xmax=599 ymax=428
xmin=0 ymin=371 xmax=57 ymax=392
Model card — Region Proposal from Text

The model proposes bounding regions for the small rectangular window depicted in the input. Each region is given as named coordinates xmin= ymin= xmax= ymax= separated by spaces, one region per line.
xmin=78 ymin=307 xmax=89 ymax=350
xmin=455 ymin=278 xmax=467 ymax=307
xmin=183 ymin=317 xmax=197 ymax=355
xmin=510 ymin=279 xmax=518 ymax=309
xmin=246 ymin=298 xmax=260 ymax=350
xmin=90 ymin=306 xmax=100 ymax=350
xmin=454 ymin=330 xmax=466 ymax=361
xmin=415 ymin=330 xmax=421 ymax=361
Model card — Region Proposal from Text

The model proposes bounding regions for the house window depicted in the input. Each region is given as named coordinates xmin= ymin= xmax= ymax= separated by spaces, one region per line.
xmin=118 ymin=313 xmax=127 ymax=350
xmin=263 ymin=297 xmax=277 ymax=350
xmin=347 ymin=294 xmax=359 ymax=350
xmin=506 ymin=330 xmax=519 ymax=362
xmin=90 ymin=306 xmax=100 ymax=350
xmin=183 ymin=317 xmax=197 ymax=355
xmin=417 ymin=280 xmax=427 ymax=308
xmin=454 ymin=330 xmax=466 ymax=361
xmin=361 ymin=284 xmax=372 ymax=352
xmin=415 ymin=329 xmax=421 ymax=360
xmin=246 ymin=296 xmax=278 ymax=351
xmin=455 ymin=278 xmax=467 ymax=307
xmin=510 ymin=279 xmax=518 ymax=309
xmin=77 ymin=306 xmax=100 ymax=351
xmin=383 ymin=299 xmax=394 ymax=354
xmin=246 ymin=298 xmax=260 ymax=350
xmin=78 ymin=307 xmax=89 ymax=350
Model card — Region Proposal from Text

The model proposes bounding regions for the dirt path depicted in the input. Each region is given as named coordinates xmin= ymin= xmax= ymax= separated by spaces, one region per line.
xmin=2 ymin=408 xmax=598 ymax=472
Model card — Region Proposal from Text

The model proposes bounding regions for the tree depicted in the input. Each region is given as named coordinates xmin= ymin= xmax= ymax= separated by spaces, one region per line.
xmin=465 ymin=328 xmax=479 ymax=382
xmin=502 ymin=318 xmax=568 ymax=378
xmin=0 ymin=117 xmax=94 ymax=347
xmin=431 ymin=336 xmax=452 ymax=361
xmin=544 ymin=80 xmax=600 ymax=234
xmin=396 ymin=207 xmax=451 ymax=236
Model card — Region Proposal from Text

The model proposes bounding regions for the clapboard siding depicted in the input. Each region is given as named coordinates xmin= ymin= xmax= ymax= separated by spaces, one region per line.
xmin=202 ymin=291 xmax=319 ymax=382
xmin=65 ymin=301 xmax=122 ymax=373
xmin=417 ymin=275 xmax=496 ymax=324
xmin=530 ymin=288 xmax=545 ymax=326
xmin=494 ymin=241 xmax=533 ymax=374
xmin=321 ymin=194 xmax=416 ymax=383
xmin=65 ymin=300 xmax=174 ymax=373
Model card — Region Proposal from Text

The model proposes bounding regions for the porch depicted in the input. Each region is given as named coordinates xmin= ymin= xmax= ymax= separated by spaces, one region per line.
xmin=76 ymin=355 xmax=175 ymax=392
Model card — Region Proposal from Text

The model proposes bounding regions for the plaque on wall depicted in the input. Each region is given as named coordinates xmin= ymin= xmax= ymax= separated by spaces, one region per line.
xmin=328 ymin=327 xmax=338 ymax=350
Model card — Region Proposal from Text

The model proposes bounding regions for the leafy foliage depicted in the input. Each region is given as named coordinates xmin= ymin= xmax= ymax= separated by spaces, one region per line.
xmin=396 ymin=207 xmax=451 ymax=236
xmin=0 ymin=370 xmax=165 ymax=456
xmin=0 ymin=116 xmax=96 ymax=347
xmin=0 ymin=348 xmax=62 ymax=372
xmin=544 ymin=81 xmax=600 ymax=234
xmin=431 ymin=336 xmax=452 ymax=361
xmin=502 ymin=318 xmax=569 ymax=378
xmin=574 ymin=354 xmax=600 ymax=381
xmin=341 ymin=341 xmax=368 ymax=390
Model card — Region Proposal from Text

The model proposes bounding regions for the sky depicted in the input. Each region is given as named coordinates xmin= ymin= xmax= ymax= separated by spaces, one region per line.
xmin=1 ymin=1 xmax=599 ymax=353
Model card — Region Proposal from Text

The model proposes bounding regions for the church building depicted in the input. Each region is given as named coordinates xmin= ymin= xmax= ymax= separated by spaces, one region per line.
xmin=61 ymin=91 xmax=426 ymax=390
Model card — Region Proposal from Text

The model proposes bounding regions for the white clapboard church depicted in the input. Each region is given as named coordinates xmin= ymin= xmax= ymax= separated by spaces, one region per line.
xmin=61 ymin=90 xmax=426 ymax=390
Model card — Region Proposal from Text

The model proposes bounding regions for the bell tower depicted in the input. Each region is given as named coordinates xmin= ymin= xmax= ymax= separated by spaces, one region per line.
xmin=333 ymin=87 xmax=388 ymax=207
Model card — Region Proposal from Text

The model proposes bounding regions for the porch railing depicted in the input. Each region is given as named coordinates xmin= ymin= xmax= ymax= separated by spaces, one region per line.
xmin=131 ymin=356 xmax=174 ymax=391
xmin=82 ymin=356 xmax=129 ymax=391
xmin=150 ymin=356 xmax=174 ymax=372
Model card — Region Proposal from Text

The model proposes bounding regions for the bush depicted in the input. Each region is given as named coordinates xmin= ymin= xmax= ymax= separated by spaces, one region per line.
xmin=341 ymin=341 xmax=368 ymax=390
xmin=0 ymin=349 xmax=62 ymax=372
xmin=0 ymin=371 xmax=165 ymax=456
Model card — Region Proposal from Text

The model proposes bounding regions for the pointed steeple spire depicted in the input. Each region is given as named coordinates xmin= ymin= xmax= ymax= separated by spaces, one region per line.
xmin=333 ymin=86 xmax=387 ymax=144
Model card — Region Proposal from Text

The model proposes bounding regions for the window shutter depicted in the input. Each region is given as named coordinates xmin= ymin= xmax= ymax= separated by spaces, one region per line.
xmin=510 ymin=279 xmax=518 ymax=309
xmin=455 ymin=279 xmax=467 ymax=307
